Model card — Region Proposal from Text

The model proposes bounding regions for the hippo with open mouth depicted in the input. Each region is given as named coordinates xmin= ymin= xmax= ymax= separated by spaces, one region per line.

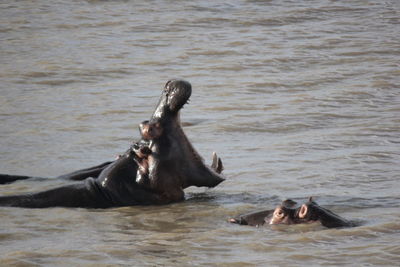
xmin=229 ymin=197 xmax=356 ymax=228
xmin=0 ymin=80 xmax=225 ymax=208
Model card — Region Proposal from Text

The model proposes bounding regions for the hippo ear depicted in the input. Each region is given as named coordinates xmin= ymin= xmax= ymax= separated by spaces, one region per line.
xmin=282 ymin=199 xmax=297 ymax=208
xmin=298 ymin=204 xmax=308 ymax=219
xmin=211 ymin=152 xmax=218 ymax=169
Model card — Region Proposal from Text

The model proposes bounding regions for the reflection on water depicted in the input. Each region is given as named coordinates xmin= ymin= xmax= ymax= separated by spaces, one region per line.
xmin=1 ymin=0 xmax=400 ymax=266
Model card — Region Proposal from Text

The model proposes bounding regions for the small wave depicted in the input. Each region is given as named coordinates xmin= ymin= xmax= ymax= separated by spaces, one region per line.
xmin=33 ymin=79 xmax=79 ymax=86
xmin=186 ymin=49 xmax=241 ymax=56
xmin=337 ymin=50 xmax=400 ymax=57
xmin=0 ymin=111 xmax=36 ymax=117
xmin=55 ymin=21 xmax=125 ymax=30
xmin=100 ymin=109 xmax=132 ymax=116
xmin=0 ymin=27 xmax=13 ymax=33
xmin=23 ymin=71 xmax=57 ymax=78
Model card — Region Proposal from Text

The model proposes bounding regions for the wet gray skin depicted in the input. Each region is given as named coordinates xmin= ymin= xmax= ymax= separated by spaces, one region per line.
xmin=230 ymin=198 xmax=356 ymax=228
xmin=228 ymin=199 xmax=297 ymax=227
xmin=147 ymin=79 xmax=225 ymax=189
xmin=1 ymin=80 xmax=224 ymax=188
xmin=296 ymin=198 xmax=356 ymax=228
xmin=0 ymin=80 xmax=225 ymax=208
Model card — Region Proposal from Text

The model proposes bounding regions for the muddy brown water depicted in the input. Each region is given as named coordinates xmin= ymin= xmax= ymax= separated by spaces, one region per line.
xmin=1 ymin=0 xmax=399 ymax=266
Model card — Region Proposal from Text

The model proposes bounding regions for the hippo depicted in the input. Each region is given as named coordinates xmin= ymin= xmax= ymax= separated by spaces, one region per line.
xmin=229 ymin=197 xmax=356 ymax=228
xmin=0 ymin=80 xmax=225 ymax=208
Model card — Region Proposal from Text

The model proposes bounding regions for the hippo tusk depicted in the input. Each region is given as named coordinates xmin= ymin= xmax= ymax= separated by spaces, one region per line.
xmin=211 ymin=152 xmax=224 ymax=174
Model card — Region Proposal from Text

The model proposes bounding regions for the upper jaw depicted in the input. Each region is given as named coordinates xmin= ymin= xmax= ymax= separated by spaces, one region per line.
xmin=152 ymin=79 xmax=192 ymax=119
xmin=165 ymin=79 xmax=192 ymax=112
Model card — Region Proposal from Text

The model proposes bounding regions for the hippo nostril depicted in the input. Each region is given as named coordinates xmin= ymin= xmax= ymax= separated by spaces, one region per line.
xmin=164 ymin=79 xmax=175 ymax=93
xmin=165 ymin=80 xmax=173 ymax=88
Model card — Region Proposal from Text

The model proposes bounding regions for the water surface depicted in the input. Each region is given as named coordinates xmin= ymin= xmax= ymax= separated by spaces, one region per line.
xmin=1 ymin=0 xmax=400 ymax=266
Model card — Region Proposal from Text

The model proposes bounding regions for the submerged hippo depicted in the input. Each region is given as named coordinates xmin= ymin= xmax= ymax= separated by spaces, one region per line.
xmin=229 ymin=197 xmax=356 ymax=228
xmin=0 ymin=80 xmax=225 ymax=208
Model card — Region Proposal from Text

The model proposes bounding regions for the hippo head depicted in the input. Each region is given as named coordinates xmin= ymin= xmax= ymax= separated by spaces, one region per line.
xmin=230 ymin=197 xmax=356 ymax=228
xmin=297 ymin=197 xmax=320 ymax=223
xmin=145 ymin=80 xmax=225 ymax=189
xmin=296 ymin=197 xmax=354 ymax=228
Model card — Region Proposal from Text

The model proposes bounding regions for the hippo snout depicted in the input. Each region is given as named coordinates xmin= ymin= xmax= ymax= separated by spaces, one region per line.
xmin=164 ymin=79 xmax=192 ymax=113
